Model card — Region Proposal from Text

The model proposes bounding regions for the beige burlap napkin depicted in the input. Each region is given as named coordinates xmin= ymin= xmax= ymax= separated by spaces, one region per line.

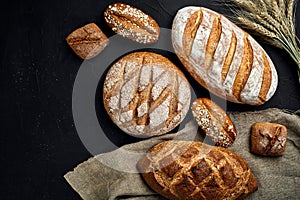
xmin=64 ymin=108 xmax=300 ymax=200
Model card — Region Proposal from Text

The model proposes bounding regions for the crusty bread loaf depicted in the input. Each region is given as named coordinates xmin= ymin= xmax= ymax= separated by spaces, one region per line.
xmin=172 ymin=7 xmax=278 ymax=105
xmin=103 ymin=52 xmax=191 ymax=137
xmin=191 ymin=98 xmax=237 ymax=147
xmin=138 ymin=140 xmax=258 ymax=200
xmin=66 ymin=23 xmax=109 ymax=59
xmin=251 ymin=122 xmax=287 ymax=156
xmin=104 ymin=3 xmax=160 ymax=44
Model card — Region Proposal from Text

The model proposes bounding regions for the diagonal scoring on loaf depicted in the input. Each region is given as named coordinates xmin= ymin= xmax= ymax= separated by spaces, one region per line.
xmin=265 ymin=126 xmax=282 ymax=153
xmin=139 ymin=141 xmax=256 ymax=199
xmin=104 ymin=3 xmax=159 ymax=44
xmin=172 ymin=6 xmax=278 ymax=105
xmin=258 ymin=52 xmax=272 ymax=103
xmin=222 ymin=31 xmax=237 ymax=83
xmin=183 ymin=9 xmax=203 ymax=57
xmin=103 ymin=52 xmax=190 ymax=136
xmin=200 ymin=99 xmax=236 ymax=142
xmin=191 ymin=99 xmax=236 ymax=147
xmin=251 ymin=123 xmax=287 ymax=156
xmin=66 ymin=23 xmax=109 ymax=59
xmin=107 ymin=14 xmax=157 ymax=43
xmin=232 ymin=33 xmax=253 ymax=101
xmin=259 ymin=126 xmax=283 ymax=154
xmin=205 ymin=15 xmax=222 ymax=70
xmin=67 ymin=24 xmax=106 ymax=45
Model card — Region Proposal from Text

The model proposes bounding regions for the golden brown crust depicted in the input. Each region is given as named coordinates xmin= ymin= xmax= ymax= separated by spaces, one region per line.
xmin=205 ymin=15 xmax=222 ymax=69
xmin=232 ymin=33 xmax=253 ymax=101
xmin=137 ymin=140 xmax=258 ymax=200
xmin=258 ymin=52 xmax=272 ymax=104
xmin=103 ymin=52 xmax=191 ymax=137
xmin=66 ymin=23 xmax=109 ymax=59
xmin=191 ymin=98 xmax=237 ymax=147
xmin=183 ymin=9 xmax=203 ymax=57
xmin=251 ymin=122 xmax=287 ymax=156
xmin=104 ymin=3 xmax=160 ymax=44
xmin=172 ymin=7 xmax=278 ymax=106
xmin=222 ymin=31 xmax=237 ymax=83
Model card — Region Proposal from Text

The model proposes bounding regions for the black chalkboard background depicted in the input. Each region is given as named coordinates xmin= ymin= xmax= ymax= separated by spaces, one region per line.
xmin=1 ymin=0 xmax=299 ymax=199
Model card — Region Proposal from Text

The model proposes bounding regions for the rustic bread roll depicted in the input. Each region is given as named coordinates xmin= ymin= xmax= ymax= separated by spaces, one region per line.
xmin=251 ymin=122 xmax=287 ymax=156
xmin=138 ymin=140 xmax=258 ymax=200
xmin=172 ymin=7 xmax=278 ymax=105
xmin=103 ymin=52 xmax=191 ymax=137
xmin=191 ymin=98 xmax=237 ymax=147
xmin=66 ymin=23 xmax=109 ymax=59
xmin=104 ymin=3 xmax=160 ymax=44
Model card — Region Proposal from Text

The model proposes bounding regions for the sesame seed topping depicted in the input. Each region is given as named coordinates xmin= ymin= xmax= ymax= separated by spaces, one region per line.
xmin=192 ymin=101 xmax=233 ymax=147
xmin=104 ymin=3 xmax=159 ymax=44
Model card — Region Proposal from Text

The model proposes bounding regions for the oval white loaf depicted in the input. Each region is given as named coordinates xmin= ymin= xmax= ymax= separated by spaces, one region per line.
xmin=172 ymin=7 xmax=278 ymax=105
xmin=103 ymin=52 xmax=191 ymax=137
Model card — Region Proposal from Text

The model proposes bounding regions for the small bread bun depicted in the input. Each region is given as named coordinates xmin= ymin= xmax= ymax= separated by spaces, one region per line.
xmin=66 ymin=23 xmax=109 ymax=59
xmin=251 ymin=122 xmax=287 ymax=156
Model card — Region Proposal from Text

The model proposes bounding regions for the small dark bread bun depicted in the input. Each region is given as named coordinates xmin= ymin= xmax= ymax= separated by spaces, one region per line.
xmin=66 ymin=23 xmax=109 ymax=59
xmin=251 ymin=122 xmax=287 ymax=156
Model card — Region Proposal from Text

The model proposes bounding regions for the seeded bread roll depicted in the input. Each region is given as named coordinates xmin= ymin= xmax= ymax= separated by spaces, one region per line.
xmin=191 ymin=98 xmax=237 ymax=147
xmin=66 ymin=23 xmax=109 ymax=59
xmin=103 ymin=52 xmax=191 ymax=137
xmin=104 ymin=3 xmax=160 ymax=44
xmin=251 ymin=122 xmax=287 ymax=156
xmin=172 ymin=7 xmax=278 ymax=105
xmin=138 ymin=140 xmax=258 ymax=200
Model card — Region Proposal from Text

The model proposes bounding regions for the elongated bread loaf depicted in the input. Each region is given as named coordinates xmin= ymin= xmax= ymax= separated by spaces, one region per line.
xmin=138 ymin=140 xmax=258 ymax=199
xmin=191 ymin=98 xmax=237 ymax=147
xmin=104 ymin=3 xmax=160 ymax=44
xmin=172 ymin=7 xmax=278 ymax=105
xmin=103 ymin=52 xmax=191 ymax=137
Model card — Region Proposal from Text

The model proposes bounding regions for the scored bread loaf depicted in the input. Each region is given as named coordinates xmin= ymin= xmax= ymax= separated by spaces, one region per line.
xmin=251 ymin=122 xmax=287 ymax=156
xmin=103 ymin=52 xmax=191 ymax=137
xmin=66 ymin=23 xmax=109 ymax=59
xmin=138 ymin=140 xmax=258 ymax=200
xmin=104 ymin=3 xmax=160 ymax=44
xmin=172 ymin=7 xmax=278 ymax=105
xmin=191 ymin=98 xmax=237 ymax=147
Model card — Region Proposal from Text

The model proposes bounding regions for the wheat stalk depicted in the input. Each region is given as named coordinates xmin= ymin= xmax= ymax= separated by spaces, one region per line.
xmin=222 ymin=0 xmax=300 ymax=83
xmin=278 ymin=0 xmax=286 ymax=13
xmin=259 ymin=0 xmax=268 ymax=11
xmin=238 ymin=17 xmax=281 ymax=47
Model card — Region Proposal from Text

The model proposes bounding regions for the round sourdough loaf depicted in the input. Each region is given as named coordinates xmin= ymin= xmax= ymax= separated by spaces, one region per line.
xmin=103 ymin=52 xmax=191 ymax=137
xmin=172 ymin=7 xmax=278 ymax=105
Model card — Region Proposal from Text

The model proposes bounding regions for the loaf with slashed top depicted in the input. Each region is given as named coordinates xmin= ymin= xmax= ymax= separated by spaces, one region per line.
xmin=104 ymin=3 xmax=160 ymax=44
xmin=137 ymin=140 xmax=258 ymax=200
xmin=172 ymin=7 xmax=278 ymax=105
xmin=251 ymin=122 xmax=287 ymax=156
xmin=103 ymin=52 xmax=191 ymax=137
xmin=191 ymin=98 xmax=237 ymax=147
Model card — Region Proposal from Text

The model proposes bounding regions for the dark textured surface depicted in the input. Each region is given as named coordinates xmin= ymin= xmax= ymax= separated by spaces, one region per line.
xmin=1 ymin=0 xmax=299 ymax=199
